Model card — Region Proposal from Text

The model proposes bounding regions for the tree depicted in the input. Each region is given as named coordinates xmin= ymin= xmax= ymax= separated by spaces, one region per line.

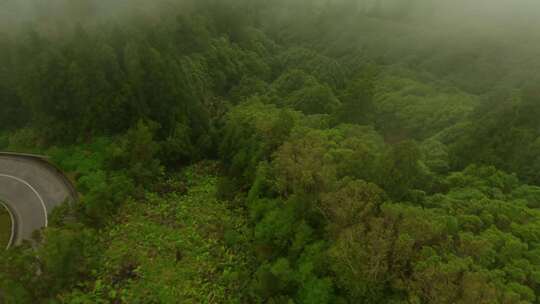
xmin=289 ymin=83 xmax=341 ymax=115
xmin=380 ymin=140 xmax=425 ymax=200
xmin=320 ymin=179 xmax=384 ymax=235
xmin=107 ymin=120 xmax=163 ymax=186
xmin=336 ymin=75 xmax=376 ymax=124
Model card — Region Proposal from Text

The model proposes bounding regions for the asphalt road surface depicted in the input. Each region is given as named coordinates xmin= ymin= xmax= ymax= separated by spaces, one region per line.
xmin=0 ymin=153 xmax=77 ymax=248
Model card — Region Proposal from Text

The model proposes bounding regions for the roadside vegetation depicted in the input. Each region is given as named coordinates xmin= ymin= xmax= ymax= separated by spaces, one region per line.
xmin=0 ymin=202 xmax=11 ymax=248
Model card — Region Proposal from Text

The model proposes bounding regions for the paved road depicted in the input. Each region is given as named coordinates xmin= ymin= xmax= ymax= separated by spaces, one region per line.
xmin=0 ymin=153 xmax=77 ymax=248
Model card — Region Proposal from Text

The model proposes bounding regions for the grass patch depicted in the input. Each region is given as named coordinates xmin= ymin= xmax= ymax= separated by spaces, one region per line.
xmin=59 ymin=162 xmax=254 ymax=303
xmin=0 ymin=202 xmax=12 ymax=248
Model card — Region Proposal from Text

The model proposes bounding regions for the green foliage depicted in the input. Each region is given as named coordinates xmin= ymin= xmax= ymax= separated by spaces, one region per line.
xmin=61 ymin=163 xmax=254 ymax=303
xmin=219 ymin=100 xmax=299 ymax=186
xmin=335 ymin=73 xmax=377 ymax=125
xmin=0 ymin=203 xmax=11 ymax=249
xmin=380 ymin=140 xmax=426 ymax=200
xmin=275 ymin=48 xmax=346 ymax=89
xmin=38 ymin=225 xmax=101 ymax=295
xmin=271 ymin=69 xmax=341 ymax=115
xmin=375 ymin=73 xmax=478 ymax=139
xmin=107 ymin=120 xmax=163 ymax=186
xmin=3 ymin=1 xmax=540 ymax=303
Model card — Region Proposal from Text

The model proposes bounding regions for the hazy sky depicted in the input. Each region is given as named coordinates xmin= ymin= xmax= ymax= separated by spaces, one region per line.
xmin=1 ymin=0 xmax=539 ymax=37
xmin=0 ymin=0 xmax=185 ymax=35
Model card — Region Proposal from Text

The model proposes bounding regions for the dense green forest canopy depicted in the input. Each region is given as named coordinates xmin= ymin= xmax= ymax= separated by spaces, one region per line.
xmin=1 ymin=0 xmax=540 ymax=303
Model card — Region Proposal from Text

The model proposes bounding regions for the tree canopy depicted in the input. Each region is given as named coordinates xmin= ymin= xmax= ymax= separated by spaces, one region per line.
xmin=2 ymin=0 xmax=540 ymax=303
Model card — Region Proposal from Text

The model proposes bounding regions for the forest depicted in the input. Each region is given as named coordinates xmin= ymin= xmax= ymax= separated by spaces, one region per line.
xmin=1 ymin=0 xmax=540 ymax=303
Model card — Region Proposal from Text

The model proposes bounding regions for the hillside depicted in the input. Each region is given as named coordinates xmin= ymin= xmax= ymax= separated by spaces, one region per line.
xmin=1 ymin=0 xmax=540 ymax=303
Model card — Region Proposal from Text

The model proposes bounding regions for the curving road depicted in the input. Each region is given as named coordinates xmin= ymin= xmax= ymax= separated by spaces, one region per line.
xmin=0 ymin=152 xmax=77 ymax=248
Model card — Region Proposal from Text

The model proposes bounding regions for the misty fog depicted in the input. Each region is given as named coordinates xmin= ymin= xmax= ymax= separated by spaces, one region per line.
xmin=2 ymin=0 xmax=540 ymax=32
xmin=2 ymin=1 xmax=540 ymax=303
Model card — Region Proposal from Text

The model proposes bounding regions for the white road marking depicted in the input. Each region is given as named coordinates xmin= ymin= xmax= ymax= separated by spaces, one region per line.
xmin=0 ymin=173 xmax=48 ymax=233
